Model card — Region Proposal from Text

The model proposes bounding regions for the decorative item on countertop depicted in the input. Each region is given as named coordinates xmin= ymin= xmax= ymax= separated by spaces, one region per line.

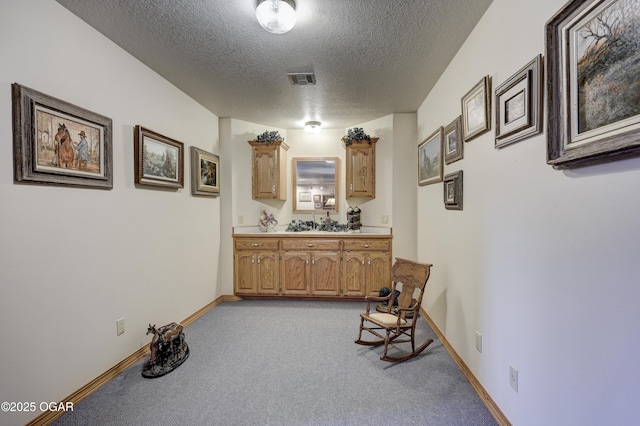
xmin=319 ymin=213 xmax=348 ymax=232
xmin=254 ymin=130 xmax=283 ymax=144
xmin=286 ymin=219 xmax=314 ymax=232
xmin=258 ymin=208 xmax=278 ymax=232
xmin=142 ymin=322 xmax=189 ymax=378
xmin=347 ymin=206 xmax=361 ymax=232
xmin=342 ymin=127 xmax=378 ymax=146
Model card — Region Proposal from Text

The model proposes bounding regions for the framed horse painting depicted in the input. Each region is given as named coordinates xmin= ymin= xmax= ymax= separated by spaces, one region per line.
xmin=12 ymin=83 xmax=113 ymax=189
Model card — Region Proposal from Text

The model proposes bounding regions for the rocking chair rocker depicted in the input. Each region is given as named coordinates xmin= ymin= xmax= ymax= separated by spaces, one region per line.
xmin=355 ymin=257 xmax=433 ymax=362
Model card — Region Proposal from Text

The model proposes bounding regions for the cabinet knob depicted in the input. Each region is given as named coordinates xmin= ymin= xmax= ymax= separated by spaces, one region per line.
xmin=362 ymin=244 xmax=371 ymax=248
xmin=307 ymin=243 xmax=314 ymax=247
xmin=251 ymin=243 xmax=262 ymax=247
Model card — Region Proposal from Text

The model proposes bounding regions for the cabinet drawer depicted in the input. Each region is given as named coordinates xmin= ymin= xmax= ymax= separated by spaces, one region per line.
xmin=281 ymin=239 xmax=340 ymax=251
xmin=234 ymin=239 xmax=279 ymax=250
xmin=342 ymin=239 xmax=390 ymax=251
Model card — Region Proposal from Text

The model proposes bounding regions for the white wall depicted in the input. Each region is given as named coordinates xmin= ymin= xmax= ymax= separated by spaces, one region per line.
xmin=417 ymin=0 xmax=640 ymax=424
xmin=0 ymin=2 xmax=220 ymax=424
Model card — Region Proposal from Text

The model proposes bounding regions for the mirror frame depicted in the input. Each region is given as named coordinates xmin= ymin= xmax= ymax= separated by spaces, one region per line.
xmin=292 ymin=157 xmax=340 ymax=214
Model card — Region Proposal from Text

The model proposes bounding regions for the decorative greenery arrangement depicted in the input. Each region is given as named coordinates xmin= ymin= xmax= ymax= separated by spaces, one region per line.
xmin=255 ymin=130 xmax=283 ymax=144
xmin=343 ymin=127 xmax=374 ymax=146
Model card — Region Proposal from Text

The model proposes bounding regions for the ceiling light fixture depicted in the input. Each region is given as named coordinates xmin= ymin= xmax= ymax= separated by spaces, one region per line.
xmin=256 ymin=0 xmax=296 ymax=34
xmin=304 ymin=121 xmax=322 ymax=134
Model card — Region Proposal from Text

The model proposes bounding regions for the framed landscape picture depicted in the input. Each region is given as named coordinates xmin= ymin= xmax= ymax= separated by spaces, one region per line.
xmin=191 ymin=147 xmax=219 ymax=196
xmin=418 ymin=127 xmax=444 ymax=186
xmin=444 ymin=115 xmax=464 ymax=164
xmin=134 ymin=126 xmax=184 ymax=189
xmin=494 ymin=54 xmax=543 ymax=149
xmin=462 ymin=75 xmax=491 ymax=142
xmin=12 ymin=83 xmax=113 ymax=189
xmin=546 ymin=0 xmax=640 ymax=169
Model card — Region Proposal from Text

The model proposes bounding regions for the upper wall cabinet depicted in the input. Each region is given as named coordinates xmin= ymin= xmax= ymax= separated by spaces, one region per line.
xmin=344 ymin=138 xmax=378 ymax=199
xmin=249 ymin=140 xmax=289 ymax=200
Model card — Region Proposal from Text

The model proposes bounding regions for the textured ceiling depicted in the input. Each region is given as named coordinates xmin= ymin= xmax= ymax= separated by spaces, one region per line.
xmin=55 ymin=0 xmax=493 ymax=130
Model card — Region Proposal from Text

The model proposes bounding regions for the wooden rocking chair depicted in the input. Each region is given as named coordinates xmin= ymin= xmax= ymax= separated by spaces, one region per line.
xmin=355 ymin=258 xmax=434 ymax=362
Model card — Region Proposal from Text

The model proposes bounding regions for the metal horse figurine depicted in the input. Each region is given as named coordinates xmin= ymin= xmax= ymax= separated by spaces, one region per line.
xmin=54 ymin=123 xmax=75 ymax=168
xmin=142 ymin=322 xmax=189 ymax=378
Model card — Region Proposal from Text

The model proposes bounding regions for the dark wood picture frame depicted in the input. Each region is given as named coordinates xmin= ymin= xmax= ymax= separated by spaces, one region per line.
xmin=444 ymin=115 xmax=464 ymax=164
xmin=495 ymin=54 xmax=543 ymax=149
xmin=546 ymin=0 xmax=640 ymax=169
xmin=462 ymin=75 xmax=491 ymax=142
xmin=190 ymin=146 xmax=219 ymax=197
xmin=134 ymin=125 xmax=184 ymax=189
xmin=12 ymin=83 xmax=113 ymax=189
xmin=418 ymin=127 xmax=444 ymax=186
xmin=443 ymin=170 xmax=463 ymax=210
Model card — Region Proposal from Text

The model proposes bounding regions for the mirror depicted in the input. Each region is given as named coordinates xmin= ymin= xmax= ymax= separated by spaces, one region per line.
xmin=292 ymin=157 xmax=340 ymax=213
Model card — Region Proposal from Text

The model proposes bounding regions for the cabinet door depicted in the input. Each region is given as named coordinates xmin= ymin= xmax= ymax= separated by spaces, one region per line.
xmin=367 ymin=251 xmax=391 ymax=296
xmin=282 ymin=252 xmax=309 ymax=295
xmin=234 ymin=251 xmax=256 ymax=294
xmin=257 ymin=252 xmax=280 ymax=294
xmin=346 ymin=143 xmax=375 ymax=198
xmin=252 ymin=147 xmax=279 ymax=199
xmin=310 ymin=252 xmax=340 ymax=296
xmin=342 ymin=252 xmax=366 ymax=297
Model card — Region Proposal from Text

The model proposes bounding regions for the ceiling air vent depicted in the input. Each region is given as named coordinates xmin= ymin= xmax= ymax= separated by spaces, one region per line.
xmin=287 ymin=72 xmax=316 ymax=85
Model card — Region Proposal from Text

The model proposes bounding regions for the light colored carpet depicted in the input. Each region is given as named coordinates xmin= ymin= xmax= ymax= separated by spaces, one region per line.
xmin=54 ymin=300 xmax=497 ymax=425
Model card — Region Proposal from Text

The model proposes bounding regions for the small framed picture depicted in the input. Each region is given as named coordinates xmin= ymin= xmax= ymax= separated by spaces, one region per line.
xmin=299 ymin=192 xmax=312 ymax=202
xmin=191 ymin=147 xmax=219 ymax=197
xmin=443 ymin=170 xmax=463 ymax=210
xmin=313 ymin=194 xmax=321 ymax=202
xmin=134 ymin=126 xmax=184 ymax=189
xmin=418 ymin=127 xmax=444 ymax=186
xmin=12 ymin=83 xmax=113 ymax=189
xmin=462 ymin=75 xmax=491 ymax=142
xmin=444 ymin=115 xmax=463 ymax=164
xmin=494 ymin=54 xmax=543 ymax=148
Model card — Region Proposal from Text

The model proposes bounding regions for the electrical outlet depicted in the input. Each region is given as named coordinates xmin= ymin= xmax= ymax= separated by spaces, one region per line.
xmin=116 ymin=317 xmax=125 ymax=336
xmin=475 ymin=331 xmax=482 ymax=353
xmin=382 ymin=214 xmax=389 ymax=224
xmin=509 ymin=364 xmax=518 ymax=392
xmin=238 ymin=215 xmax=244 ymax=225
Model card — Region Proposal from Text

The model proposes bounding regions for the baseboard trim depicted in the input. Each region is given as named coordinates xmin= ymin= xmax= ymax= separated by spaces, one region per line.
xmin=421 ymin=308 xmax=511 ymax=426
xmin=26 ymin=295 xmax=229 ymax=426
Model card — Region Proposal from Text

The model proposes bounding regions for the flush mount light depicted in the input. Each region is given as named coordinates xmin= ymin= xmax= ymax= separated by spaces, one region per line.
xmin=304 ymin=121 xmax=322 ymax=134
xmin=256 ymin=0 xmax=296 ymax=34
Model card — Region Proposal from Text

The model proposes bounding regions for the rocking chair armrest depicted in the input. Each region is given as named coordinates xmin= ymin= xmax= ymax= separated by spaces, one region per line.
xmin=397 ymin=301 xmax=420 ymax=316
xmin=363 ymin=293 xmax=392 ymax=314
xmin=364 ymin=294 xmax=392 ymax=303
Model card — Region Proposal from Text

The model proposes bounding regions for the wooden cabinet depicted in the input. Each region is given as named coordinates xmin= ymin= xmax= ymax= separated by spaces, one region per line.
xmin=248 ymin=140 xmax=288 ymax=200
xmin=281 ymin=239 xmax=341 ymax=296
xmin=342 ymin=239 xmax=391 ymax=296
xmin=233 ymin=238 xmax=280 ymax=295
xmin=345 ymin=139 xmax=378 ymax=199
xmin=233 ymin=233 xmax=391 ymax=300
